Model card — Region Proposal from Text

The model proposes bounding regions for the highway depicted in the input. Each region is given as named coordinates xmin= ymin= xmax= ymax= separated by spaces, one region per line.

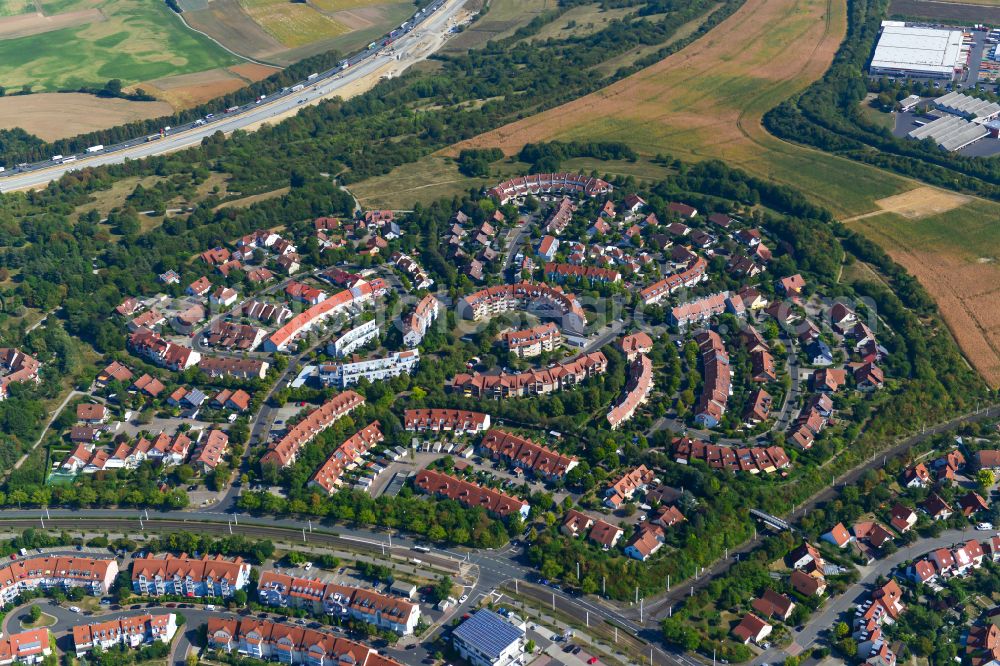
xmin=0 ymin=0 xmax=467 ymax=193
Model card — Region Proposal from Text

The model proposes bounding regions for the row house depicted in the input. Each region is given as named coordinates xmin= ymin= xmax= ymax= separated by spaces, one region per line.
xmin=214 ymin=388 xmax=252 ymax=413
xmin=672 ymin=437 xmax=790 ymax=475
xmin=261 ymin=391 xmax=365 ymax=468
xmin=543 ymin=262 xmax=621 ymax=285
xmin=391 ymin=252 xmax=433 ymax=290
xmin=403 ymin=409 xmax=491 ymax=435
xmin=241 ymin=300 xmax=292 ymax=325
xmin=205 ymin=321 xmax=266 ymax=351
xmin=308 ymin=422 xmax=383 ymax=494
xmin=199 ymin=357 xmax=269 ymax=380
xmin=132 ymin=553 xmax=251 ymax=598
xmin=909 ymin=540 xmax=986 ymax=583
xmin=607 ymin=354 xmax=654 ymax=430
xmin=451 ymin=351 xmax=607 ymax=399
xmin=502 ymin=322 xmax=562 ymax=358
xmin=543 ymin=196 xmax=576 ymax=235
xmin=639 ymin=257 xmax=708 ymax=306
xmin=670 ymin=291 xmax=736 ymax=330
xmin=619 ymin=332 xmax=653 ymax=361
xmin=487 ymin=173 xmax=613 ymax=205
xmin=72 ymin=614 xmax=176 ymax=656
xmin=318 ymin=351 xmax=419 ymax=388
xmin=414 ymin=469 xmax=529 ymax=519
xmin=743 ymin=389 xmax=772 ymax=427
xmin=479 ymin=428 xmax=578 ymax=481
xmin=693 ymin=330 xmax=730 ymax=428
xmin=207 ymin=617 xmax=400 ymax=666
xmin=257 ymin=572 xmax=419 ymax=635
xmin=263 ymin=283 xmax=379 ymax=352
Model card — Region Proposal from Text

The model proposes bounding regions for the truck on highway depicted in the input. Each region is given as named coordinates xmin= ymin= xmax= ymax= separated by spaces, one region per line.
xmin=62 ymin=156 xmax=77 ymax=163
xmin=145 ymin=135 xmax=162 ymax=142
xmin=367 ymin=41 xmax=377 ymax=49
xmin=291 ymin=84 xmax=305 ymax=92
xmin=51 ymin=154 xmax=63 ymax=162
xmin=340 ymin=60 xmax=349 ymax=69
xmin=86 ymin=145 xmax=104 ymax=153
xmin=226 ymin=106 xmax=238 ymax=113
xmin=307 ymin=72 xmax=318 ymax=80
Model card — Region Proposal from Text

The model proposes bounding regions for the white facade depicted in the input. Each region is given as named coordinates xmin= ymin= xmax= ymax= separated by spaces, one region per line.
xmin=328 ymin=320 xmax=380 ymax=358
xmin=319 ymin=351 xmax=419 ymax=387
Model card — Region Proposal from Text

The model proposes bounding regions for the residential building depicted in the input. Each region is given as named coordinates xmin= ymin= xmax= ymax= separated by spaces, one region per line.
xmin=488 ymin=173 xmax=612 ymax=204
xmin=588 ymin=520 xmax=623 ymax=550
xmin=544 ymin=263 xmax=621 ymax=285
xmin=693 ymin=330 xmax=730 ymax=428
xmin=0 ymin=348 xmax=41 ymax=401
xmin=604 ymin=465 xmax=655 ymax=509
xmin=0 ymin=630 xmax=50 ymax=665
xmin=624 ymin=525 xmax=665 ymax=561
xmin=0 ymin=555 xmax=118 ymax=604
xmin=403 ymin=409 xmax=490 ymax=434
xmin=194 ymin=430 xmax=229 ymax=472
xmin=318 ymin=350 xmax=419 ymax=388
xmin=97 ymin=361 xmax=133 ymax=386
xmin=452 ymin=609 xmax=525 ymax=666
xmin=77 ymin=403 xmax=108 ymax=424
xmin=199 ymin=357 xmax=269 ymax=380
xmin=261 ymin=391 xmax=365 ymax=468
xmin=672 ymin=437 xmax=790 ymax=475
xmin=732 ymin=613 xmax=772 ymax=645
xmin=639 ymin=257 xmax=708 ymax=306
xmin=823 ymin=523 xmax=852 ymax=548
xmin=403 ymin=295 xmax=441 ymax=347
xmin=502 ymin=322 xmax=562 ymax=358
xmin=607 ymin=354 xmax=654 ymax=430
xmin=131 ymin=553 xmax=251 ymax=598
xmin=309 ymin=422 xmax=383 ymax=494
xmin=619 ymin=332 xmax=653 ymax=361
xmin=204 ymin=322 xmax=266 ymax=351
xmin=210 ymin=287 xmax=238 ymax=308
xmin=206 ymin=618 xmax=400 ymax=666
xmin=72 ymin=614 xmax=177 ymax=656
xmin=128 ymin=329 xmax=200 ymax=371
xmin=752 ymin=590 xmax=795 ymax=622
xmin=671 ymin=292 xmax=732 ymax=329
xmin=328 ymin=320 xmax=380 ymax=358
xmin=257 ymin=572 xmax=419 ymax=635
xmin=479 ymin=429 xmax=577 ymax=481
xmin=457 ymin=282 xmax=587 ymax=333
xmin=790 ymin=570 xmax=825 ymax=597
xmin=560 ymin=510 xmax=594 ymax=538
xmin=413 ymin=469 xmax=529 ymax=519
xmin=452 ymin=352 xmax=607 ymax=399
xmin=263 ymin=284 xmax=377 ymax=352
xmin=889 ymin=504 xmax=918 ymax=533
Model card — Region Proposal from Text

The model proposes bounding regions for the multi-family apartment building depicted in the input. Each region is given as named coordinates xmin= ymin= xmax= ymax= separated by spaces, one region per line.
xmin=328 ymin=320 xmax=380 ymax=358
xmin=0 ymin=348 xmax=41 ymax=401
xmin=131 ymin=554 xmax=251 ymax=598
xmin=318 ymin=351 xmax=419 ymax=388
xmin=607 ymin=354 xmax=653 ymax=429
xmin=479 ymin=429 xmax=577 ymax=481
xmin=457 ymin=282 xmax=587 ymax=333
xmin=451 ymin=351 xmax=607 ymax=399
xmin=0 ymin=555 xmax=118 ymax=604
xmin=256 ymin=572 xmax=420 ymax=635
xmin=0 ymin=629 xmax=50 ymax=665
xmin=207 ymin=617 xmax=401 ymax=666
xmin=414 ymin=469 xmax=529 ymax=519
xmin=72 ymin=614 xmax=177 ymax=656
xmin=403 ymin=295 xmax=441 ymax=348
xmin=308 ymin=422 xmax=383 ymax=494
xmin=501 ymin=322 xmax=562 ymax=358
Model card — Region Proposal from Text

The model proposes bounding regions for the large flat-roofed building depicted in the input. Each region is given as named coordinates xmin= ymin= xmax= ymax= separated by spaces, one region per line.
xmin=869 ymin=24 xmax=963 ymax=80
xmin=452 ymin=610 xmax=525 ymax=666
xmin=934 ymin=91 xmax=1000 ymax=120
xmin=909 ymin=114 xmax=989 ymax=151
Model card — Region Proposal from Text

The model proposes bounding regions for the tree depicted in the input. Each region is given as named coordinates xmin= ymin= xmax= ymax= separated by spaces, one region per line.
xmin=834 ymin=621 xmax=849 ymax=638
xmin=525 ymin=640 xmax=536 ymax=654
xmin=979 ymin=469 xmax=995 ymax=490
xmin=186 ymin=655 xmax=198 ymax=666
xmin=29 ymin=605 xmax=41 ymax=623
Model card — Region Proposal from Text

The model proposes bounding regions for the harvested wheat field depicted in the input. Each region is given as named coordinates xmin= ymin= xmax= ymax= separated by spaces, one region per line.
xmin=0 ymin=7 xmax=104 ymax=39
xmin=0 ymin=93 xmax=172 ymax=141
xmin=138 ymin=63 xmax=279 ymax=110
xmin=843 ymin=187 xmax=972 ymax=223
xmin=452 ymin=0 xmax=919 ymax=217
xmin=851 ymin=201 xmax=1000 ymax=387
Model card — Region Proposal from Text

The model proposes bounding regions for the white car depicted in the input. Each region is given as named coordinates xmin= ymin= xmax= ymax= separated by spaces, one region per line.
xmin=977 ymin=523 xmax=994 ymax=531
xmin=459 ymin=595 xmax=468 ymax=603
xmin=69 ymin=606 xmax=81 ymax=613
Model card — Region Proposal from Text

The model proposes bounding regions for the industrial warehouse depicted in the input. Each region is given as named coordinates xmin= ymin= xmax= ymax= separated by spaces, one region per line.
xmin=906 ymin=91 xmax=1000 ymax=151
xmin=869 ymin=22 xmax=965 ymax=80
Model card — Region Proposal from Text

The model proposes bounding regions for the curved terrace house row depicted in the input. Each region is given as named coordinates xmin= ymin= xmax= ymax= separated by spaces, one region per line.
xmin=457 ymin=281 xmax=587 ymax=333
xmin=487 ymin=173 xmax=613 ymax=205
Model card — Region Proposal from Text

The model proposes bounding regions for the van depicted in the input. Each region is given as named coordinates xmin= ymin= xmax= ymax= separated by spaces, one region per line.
xmin=206 ymin=605 xmax=217 ymax=611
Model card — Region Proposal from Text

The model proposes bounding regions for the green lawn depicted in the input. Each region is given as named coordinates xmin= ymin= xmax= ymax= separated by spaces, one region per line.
xmin=0 ymin=0 xmax=240 ymax=91
xmin=852 ymin=200 xmax=1000 ymax=261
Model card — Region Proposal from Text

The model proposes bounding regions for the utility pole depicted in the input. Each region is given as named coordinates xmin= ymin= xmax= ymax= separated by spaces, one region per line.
xmin=635 ymin=586 xmax=638 ymax=604
xmin=640 ymin=597 xmax=644 ymax=623
xmin=586 ymin=611 xmax=589 ymax=627
xmin=228 ymin=521 xmax=233 ymax=535
xmin=39 ymin=517 xmax=44 ymax=529
xmin=602 ymin=576 xmax=606 ymax=596
xmin=576 ymin=561 xmax=580 ymax=580
xmin=45 ymin=507 xmax=50 ymax=520
xmin=144 ymin=508 xmax=149 ymax=520
xmin=551 ymin=593 xmax=555 ymax=611
xmin=308 ymin=519 xmax=313 ymax=533
xmin=234 ymin=513 xmax=238 ymax=525
xmin=302 ymin=528 xmax=307 ymax=543
xmin=667 ymin=574 xmax=670 ymax=592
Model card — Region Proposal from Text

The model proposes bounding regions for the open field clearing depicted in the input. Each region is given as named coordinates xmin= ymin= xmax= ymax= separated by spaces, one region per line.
xmin=0 ymin=94 xmax=172 ymax=141
xmin=449 ymin=0 xmax=928 ymax=218
xmin=137 ymin=63 xmax=279 ymax=110
xmin=442 ymin=0 xmax=552 ymax=52
xmin=518 ymin=5 xmax=637 ymax=43
xmin=0 ymin=7 xmax=103 ymax=39
xmin=0 ymin=0 xmax=33 ymax=16
xmin=181 ymin=0 xmax=286 ymax=61
xmin=850 ymin=201 xmax=1000 ymax=386
xmin=0 ymin=0 xmax=238 ymax=91
xmin=890 ymin=0 xmax=1000 ymax=20
xmin=238 ymin=0 xmax=349 ymax=48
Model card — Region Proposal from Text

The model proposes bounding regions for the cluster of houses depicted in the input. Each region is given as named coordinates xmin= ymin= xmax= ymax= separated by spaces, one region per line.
xmin=62 ymin=428 xmax=229 ymax=474
xmin=479 ymin=428 xmax=578 ymax=481
xmin=72 ymin=614 xmax=177 ymax=657
xmin=451 ymin=351 xmax=607 ymax=399
xmin=0 ymin=348 xmax=41 ymax=401
xmin=308 ymin=421 xmax=384 ymax=494
xmin=607 ymin=340 xmax=653 ymax=429
xmin=446 ymin=208 xmax=507 ymax=282
xmin=414 ymin=469 xmax=529 ymax=519
xmin=693 ymin=330 xmax=731 ymax=428
xmin=391 ymin=251 xmax=433 ymax=290
xmin=906 ymin=537 xmax=997 ymax=584
xmin=457 ymin=282 xmax=587 ymax=333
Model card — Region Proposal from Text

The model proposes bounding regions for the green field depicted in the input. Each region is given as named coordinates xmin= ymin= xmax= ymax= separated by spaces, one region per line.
xmin=238 ymin=0 xmax=348 ymax=48
xmin=0 ymin=0 xmax=33 ymax=16
xmin=0 ymin=0 xmax=239 ymax=91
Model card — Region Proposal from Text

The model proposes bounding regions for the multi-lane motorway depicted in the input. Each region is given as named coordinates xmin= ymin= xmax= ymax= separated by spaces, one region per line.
xmin=0 ymin=0 xmax=467 ymax=193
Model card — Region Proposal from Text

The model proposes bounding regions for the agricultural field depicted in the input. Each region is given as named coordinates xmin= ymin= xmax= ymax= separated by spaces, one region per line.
xmin=0 ymin=93 xmax=172 ymax=141
xmin=441 ymin=0 xmax=554 ymax=52
xmin=890 ymin=0 xmax=1000 ymax=21
xmin=449 ymin=0 xmax=921 ymax=218
xmin=238 ymin=0 xmax=349 ymax=48
xmin=137 ymin=63 xmax=279 ymax=110
xmin=0 ymin=0 xmax=238 ymax=92
xmin=849 ymin=198 xmax=1000 ymax=387
xmin=0 ymin=0 xmax=33 ymax=16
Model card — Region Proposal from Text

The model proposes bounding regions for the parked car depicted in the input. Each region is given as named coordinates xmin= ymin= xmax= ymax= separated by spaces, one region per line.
xmin=978 ymin=523 xmax=994 ymax=531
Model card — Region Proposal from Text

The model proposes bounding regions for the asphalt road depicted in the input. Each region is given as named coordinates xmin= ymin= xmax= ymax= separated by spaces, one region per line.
xmin=0 ymin=0 xmax=466 ymax=193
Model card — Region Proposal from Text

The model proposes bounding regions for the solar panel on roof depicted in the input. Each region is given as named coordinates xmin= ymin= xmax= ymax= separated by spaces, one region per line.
xmin=452 ymin=610 xmax=523 ymax=659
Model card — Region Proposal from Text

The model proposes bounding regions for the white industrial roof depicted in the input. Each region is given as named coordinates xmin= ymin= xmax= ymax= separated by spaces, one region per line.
xmin=933 ymin=91 xmax=1000 ymax=119
xmin=871 ymin=26 xmax=963 ymax=76
xmin=909 ymin=115 xmax=988 ymax=151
